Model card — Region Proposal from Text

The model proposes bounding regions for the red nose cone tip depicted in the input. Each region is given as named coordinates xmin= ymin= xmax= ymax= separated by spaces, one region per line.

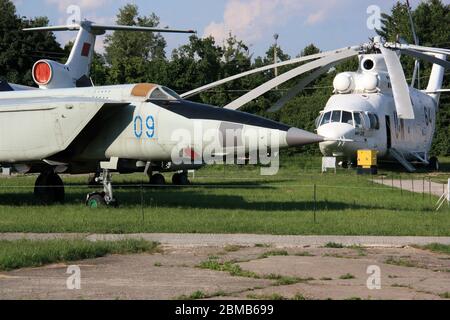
xmin=286 ymin=128 xmax=324 ymax=147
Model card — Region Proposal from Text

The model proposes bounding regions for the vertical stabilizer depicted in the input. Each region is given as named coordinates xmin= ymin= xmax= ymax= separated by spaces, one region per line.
xmin=65 ymin=22 xmax=97 ymax=83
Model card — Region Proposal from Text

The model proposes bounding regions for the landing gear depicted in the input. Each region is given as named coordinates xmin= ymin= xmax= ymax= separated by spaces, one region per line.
xmin=86 ymin=169 xmax=118 ymax=208
xmin=172 ymin=171 xmax=190 ymax=185
xmin=428 ymin=156 xmax=439 ymax=171
xmin=341 ymin=161 xmax=349 ymax=169
xmin=150 ymin=173 xmax=166 ymax=185
xmin=34 ymin=172 xmax=65 ymax=204
xmin=87 ymin=172 xmax=101 ymax=187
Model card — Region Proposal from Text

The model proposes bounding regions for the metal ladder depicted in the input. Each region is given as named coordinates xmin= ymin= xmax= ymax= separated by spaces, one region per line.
xmin=389 ymin=148 xmax=416 ymax=172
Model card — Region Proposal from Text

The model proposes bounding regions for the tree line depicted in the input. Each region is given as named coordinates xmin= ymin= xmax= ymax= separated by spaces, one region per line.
xmin=0 ymin=0 xmax=448 ymax=156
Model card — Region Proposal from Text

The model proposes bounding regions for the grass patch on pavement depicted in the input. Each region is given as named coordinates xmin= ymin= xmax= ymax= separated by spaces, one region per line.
xmin=259 ymin=250 xmax=289 ymax=259
xmin=198 ymin=258 xmax=314 ymax=286
xmin=0 ymin=239 xmax=158 ymax=271
xmin=415 ymin=243 xmax=450 ymax=255
xmin=385 ymin=257 xmax=419 ymax=268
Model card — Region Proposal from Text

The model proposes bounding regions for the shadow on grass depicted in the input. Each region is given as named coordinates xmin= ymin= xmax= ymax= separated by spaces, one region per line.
xmin=64 ymin=179 xmax=290 ymax=189
xmin=0 ymin=188 xmax=419 ymax=212
xmin=378 ymin=160 xmax=450 ymax=174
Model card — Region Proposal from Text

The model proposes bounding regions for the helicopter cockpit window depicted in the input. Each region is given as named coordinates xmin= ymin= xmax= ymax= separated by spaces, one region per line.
xmin=353 ymin=112 xmax=363 ymax=128
xmin=341 ymin=111 xmax=353 ymax=126
xmin=315 ymin=114 xmax=323 ymax=128
xmin=331 ymin=110 xmax=342 ymax=123
xmin=367 ymin=113 xmax=380 ymax=130
xmin=320 ymin=111 xmax=332 ymax=126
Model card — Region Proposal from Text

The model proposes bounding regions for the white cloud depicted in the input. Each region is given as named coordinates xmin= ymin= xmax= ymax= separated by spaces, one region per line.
xmin=305 ymin=10 xmax=326 ymax=26
xmin=45 ymin=0 xmax=108 ymax=13
xmin=204 ymin=0 xmax=338 ymax=44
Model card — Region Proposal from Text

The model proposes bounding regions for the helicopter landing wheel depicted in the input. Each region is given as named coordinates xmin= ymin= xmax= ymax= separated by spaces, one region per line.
xmin=172 ymin=172 xmax=191 ymax=186
xmin=428 ymin=157 xmax=439 ymax=171
xmin=150 ymin=173 xmax=166 ymax=185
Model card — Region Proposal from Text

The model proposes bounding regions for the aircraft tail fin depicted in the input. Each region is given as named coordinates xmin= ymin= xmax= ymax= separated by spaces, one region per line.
xmin=23 ymin=21 xmax=196 ymax=89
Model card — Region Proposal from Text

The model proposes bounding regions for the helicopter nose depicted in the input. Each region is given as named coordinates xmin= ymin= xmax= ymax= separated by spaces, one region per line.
xmin=317 ymin=123 xmax=355 ymax=156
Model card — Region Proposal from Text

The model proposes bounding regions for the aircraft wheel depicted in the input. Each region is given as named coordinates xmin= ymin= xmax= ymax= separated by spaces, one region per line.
xmin=150 ymin=173 xmax=166 ymax=185
xmin=428 ymin=157 xmax=439 ymax=171
xmin=172 ymin=173 xmax=180 ymax=185
xmin=173 ymin=172 xmax=190 ymax=186
xmin=86 ymin=193 xmax=106 ymax=208
xmin=34 ymin=172 xmax=65 ymax=204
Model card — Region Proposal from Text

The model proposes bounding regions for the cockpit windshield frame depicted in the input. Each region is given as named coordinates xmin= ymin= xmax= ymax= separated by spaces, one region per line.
xmin=148 ymin=86 xmax=181 ymax=101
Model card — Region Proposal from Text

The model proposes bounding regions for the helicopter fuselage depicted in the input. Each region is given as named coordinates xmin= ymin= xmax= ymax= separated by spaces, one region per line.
xmin=316 ymin=53 xmax=441 ymax=165
xmin=317 ymin=89 xmax=436 ymax=163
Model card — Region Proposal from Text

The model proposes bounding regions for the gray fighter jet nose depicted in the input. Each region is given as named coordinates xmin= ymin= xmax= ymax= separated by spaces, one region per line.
xmin=286 ymin=127 xmax=324 ymax=146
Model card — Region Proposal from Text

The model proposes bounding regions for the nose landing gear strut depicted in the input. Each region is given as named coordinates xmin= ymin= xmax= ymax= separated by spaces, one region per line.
xmin=86 ymin=169 xmax=118 ymax=208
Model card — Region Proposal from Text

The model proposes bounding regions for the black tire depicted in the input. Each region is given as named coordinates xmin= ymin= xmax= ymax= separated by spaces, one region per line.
xmin=428 ymin=157 xmax=439 ymax=171
xmin=48 ymin=173 xmax=65 ymax=203
xmin=179 ymin=173 xmax=190 ymax=185
xmin=34 ymin=173 xmax=65 ymax=204
xmin=150 ymin=173 xmax=166 ymax=185
xmin=172 ymin=173 xmax=181 ymax=185
xmin=86 ymin=193 xmax=106 ymax=208
xmin=34 ymin=174 xmax=50 ymax=203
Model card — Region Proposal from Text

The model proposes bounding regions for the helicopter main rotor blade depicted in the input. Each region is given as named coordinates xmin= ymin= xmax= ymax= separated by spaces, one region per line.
xmin=180 ymin=46 xmax=359 ymax=99
xmin=268 ymin=63 xmax=336 ymax=113
xmin=379 ymin=45 xmax=415 ymax=119
xmin=405 ymin=0 xmax=420 ymax=88
xmin=224 ymin=49 xmax=358 ymax=110
xmin=396 ymin=44 xmax=450 ymax=56
xmin=400 ymin=49 xmax=450 ymax=69
xmin=24 ymin=24 xmax=196 ymax=34
xmin=90 ymin=24 xmax=196 ymax=34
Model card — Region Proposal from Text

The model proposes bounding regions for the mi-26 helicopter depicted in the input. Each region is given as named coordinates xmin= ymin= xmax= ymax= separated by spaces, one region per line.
xmin=181 ymin=26 xmax=449 ymax=173
xmin=0 ymin=21 xmax=323 ymax=207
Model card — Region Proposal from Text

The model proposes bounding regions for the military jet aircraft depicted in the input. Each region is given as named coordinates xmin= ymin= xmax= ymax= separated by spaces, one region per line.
xmin=1 ymin=20 xmax=209 ymax=186
xmin=0 ymin=78 xmax=322 ymax=206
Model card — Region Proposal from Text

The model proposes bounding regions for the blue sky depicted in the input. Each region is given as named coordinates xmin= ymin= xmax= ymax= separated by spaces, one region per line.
xmin=12 ymin=0 xmax=433 ymax=58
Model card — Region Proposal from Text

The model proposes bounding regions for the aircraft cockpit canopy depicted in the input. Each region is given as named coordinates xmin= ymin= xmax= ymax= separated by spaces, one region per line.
xmin=316 ymin=110 xmax=379 ymax=130
xmin=148 ymin=86 xmax=182 ymax=101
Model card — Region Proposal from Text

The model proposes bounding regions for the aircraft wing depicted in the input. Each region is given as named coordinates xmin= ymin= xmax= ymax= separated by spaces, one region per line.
xmin=0 ymin=96 xmax=130 ymax=162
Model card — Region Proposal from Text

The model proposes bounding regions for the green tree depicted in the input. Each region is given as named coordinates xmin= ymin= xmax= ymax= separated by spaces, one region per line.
xmin=0 ymin=0 xmax=63 ymax=85
xmin=104 ymin=4 xmax=167 ymax=84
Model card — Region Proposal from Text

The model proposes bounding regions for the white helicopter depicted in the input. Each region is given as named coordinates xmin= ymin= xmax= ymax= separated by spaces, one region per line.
xmin=181 ymin=37 xmax=449 ymax=173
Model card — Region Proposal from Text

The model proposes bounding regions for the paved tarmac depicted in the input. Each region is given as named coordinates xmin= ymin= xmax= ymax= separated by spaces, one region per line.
xmin=374 ymin=178 xmax=448 ymax=198
xmin=1 ymin=233 xmax=450 ymax=247
xmin=1 ymin=243 xmax=449 ymax=300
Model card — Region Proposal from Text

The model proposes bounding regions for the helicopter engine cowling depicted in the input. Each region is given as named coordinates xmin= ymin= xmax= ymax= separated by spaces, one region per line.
xmin=32 ymin=60 xmax=76 ymax=89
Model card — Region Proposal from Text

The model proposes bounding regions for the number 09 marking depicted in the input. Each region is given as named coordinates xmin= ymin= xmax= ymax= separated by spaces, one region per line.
xmin=134 ymin=115 xmax=156 ymax=139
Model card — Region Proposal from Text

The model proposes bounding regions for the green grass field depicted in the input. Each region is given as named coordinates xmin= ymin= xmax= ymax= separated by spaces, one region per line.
xmin=0 ymin=239 xmax=158 ymax=271
xmin=0 ymin=156 xmax=448 ymax=236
